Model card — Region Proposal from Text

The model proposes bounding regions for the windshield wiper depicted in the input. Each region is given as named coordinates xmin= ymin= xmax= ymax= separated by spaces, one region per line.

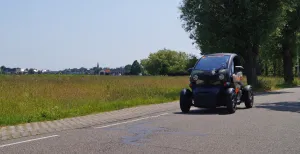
xmin=215 ymin=63 xmax=226 ymax=72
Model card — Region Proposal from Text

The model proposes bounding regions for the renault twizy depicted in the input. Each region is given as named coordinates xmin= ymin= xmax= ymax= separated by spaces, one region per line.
xmin=180 ymin=53 xmax=254 ymax=114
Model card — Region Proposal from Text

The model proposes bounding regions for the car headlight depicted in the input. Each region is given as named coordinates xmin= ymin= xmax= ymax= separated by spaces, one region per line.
xmin=219 ymin=74 xmax=224 ymax=80
xmin=192 ymin=75 xmax=198 ymax=81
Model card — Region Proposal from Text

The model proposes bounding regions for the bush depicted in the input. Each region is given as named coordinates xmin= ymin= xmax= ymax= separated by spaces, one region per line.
xmin=167 ymin=71 xmax=189 ymax=76
xmin=254 ymin=78 xmax=273 ymax=91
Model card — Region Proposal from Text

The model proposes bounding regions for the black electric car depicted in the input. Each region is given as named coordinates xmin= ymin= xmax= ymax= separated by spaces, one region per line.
xmin=180 ymin=53 xmax=254 ymax=114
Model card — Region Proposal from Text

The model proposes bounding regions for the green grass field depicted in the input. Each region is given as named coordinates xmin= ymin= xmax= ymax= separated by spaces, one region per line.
xmin=0 ymin=75 xmax=299 ymax=126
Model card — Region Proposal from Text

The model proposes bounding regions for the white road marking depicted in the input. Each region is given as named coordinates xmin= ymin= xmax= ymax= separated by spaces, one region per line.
xmin=94 ymin=112 xmax=169 ymax=129
xmin=0 ymin=135 xmax=59 ymax=148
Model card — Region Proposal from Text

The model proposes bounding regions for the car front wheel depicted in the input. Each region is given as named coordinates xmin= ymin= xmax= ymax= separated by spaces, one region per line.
xmin=226 ymin=92 xmax=237 ymax=114
xmin=180 ymin=89 xmax=192 ymax=113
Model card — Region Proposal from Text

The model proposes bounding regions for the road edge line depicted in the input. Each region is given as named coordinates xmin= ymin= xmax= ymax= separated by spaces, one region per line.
xmin=94 ymin=112 xmax=169 ymax=129
xmin=0 ymin=135 xmax=59 ymax=148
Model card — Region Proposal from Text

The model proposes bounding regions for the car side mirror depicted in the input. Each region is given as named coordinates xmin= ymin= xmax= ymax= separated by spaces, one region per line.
xmin=187 ymin=68 xmax=193 ymax=74
xmin=235 ymin=66 xmax=244 ymax=74
xmin=235 ymin=66 xmax=244 ymax=71
xmin=235 ymin=66 xmax=244 ymax=69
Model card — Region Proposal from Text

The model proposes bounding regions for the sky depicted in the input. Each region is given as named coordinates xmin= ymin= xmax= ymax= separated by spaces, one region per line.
xmin=0 ymin=0 xmax=200 ymax=71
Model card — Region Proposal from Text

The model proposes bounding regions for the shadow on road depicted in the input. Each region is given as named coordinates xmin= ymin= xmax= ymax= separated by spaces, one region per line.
xmin=254 ymin=91 xmax=293 ymax=96
xmin=255 ymin=101 xmax=300 ymax=113
xmin=173 ymin=107 xmax=244 ymax=115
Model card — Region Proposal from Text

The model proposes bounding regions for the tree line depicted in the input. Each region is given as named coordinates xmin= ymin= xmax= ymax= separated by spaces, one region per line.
xmin=124 ymin=49 xmax=199 ymax=76
xmin=178 ymin=0 xmax=300 ymax=86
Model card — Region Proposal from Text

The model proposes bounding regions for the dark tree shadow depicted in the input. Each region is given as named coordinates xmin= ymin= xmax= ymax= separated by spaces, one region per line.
xmin=255 ymin=101 xmax=300 ymax=113
xmin=254 ymin=91 xmax=294 ymax=96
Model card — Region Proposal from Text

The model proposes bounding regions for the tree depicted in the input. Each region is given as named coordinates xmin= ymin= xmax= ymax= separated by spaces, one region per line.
xmin=91 ymin=67 xmax=102 ymax=75
xmin=130 ymin=60 xmax=142 ymax=75
xmin=258 ymin=1 xmax=300 ymax=83
xmin=186 ymin=54 xmax=199 ymax=69
xmin=0 ymin=66 xmax=5 ymax=74
xmin=259 ymin=28 xmax=283 ymax=76
xmin=79 ymin=67 xmax=88 ymax=73
xmin=140 ymin=49 xmax=189 ymax=75
xmin=28 ymin=69 xmax=35 ymax=74
xmin=278 ymin=2 xmax=300 ymax=83
xmin=124 ymin=64 xmax=132 ymax=74
xmin=179 ymin=0 xmax=284 ymax=86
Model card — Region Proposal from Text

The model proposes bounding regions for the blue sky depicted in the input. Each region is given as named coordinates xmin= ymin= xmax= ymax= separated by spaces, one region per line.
xmin=0 ymin=0 xmax=199 ymax=71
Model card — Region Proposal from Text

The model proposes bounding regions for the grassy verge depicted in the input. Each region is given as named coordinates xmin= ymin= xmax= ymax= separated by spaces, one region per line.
xmin=0 ymin=75 xmax=189 ymax=126
xmin=252 ymin=76 xmax=300 ymax=92
xmin=0 ymin=75 xmax=299 ymax=126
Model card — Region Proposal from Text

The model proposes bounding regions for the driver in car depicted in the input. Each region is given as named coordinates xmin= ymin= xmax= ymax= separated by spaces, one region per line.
xmin=231 ymin=61 xmax=243 ymax=100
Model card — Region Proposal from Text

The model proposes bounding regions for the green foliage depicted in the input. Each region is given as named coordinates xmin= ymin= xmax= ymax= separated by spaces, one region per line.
xmin=124 ymin=64 xmax=132 ymax=74
xmin=179 ymin=0 xmax=283 ymax=54
xmin=259 ymin=28 xmax=282 ymax=76
xmin=0 ymin=66 xmax=5 ymax=74
xmin=279 ymin=2 xmax=300 ymax=54
xmin=28 ymin=69 xmax=35 ymax=74
xmin=130 ymin=60 xmax=142 ymax=75
xmin=0 ymin=66 xmax=5 ymax=69
xmin=186 ymin=54 xmax=198 ymax=69
xmin=257 ymin=1 xmax=300 ymax=80
xmin=140 ymin=49 xmax=190 ymax=75
xmin=179 ymin=0 xmax=287 ymax=86
xmin=91 ymin=67 xmax=101 ymax=75
xmin=274 ymin=2 xmax=300 ymax=83
xmin=254 ymin=78 xmax=274 ymax=91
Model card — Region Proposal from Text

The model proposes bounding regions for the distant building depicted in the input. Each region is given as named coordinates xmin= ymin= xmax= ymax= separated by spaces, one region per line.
xmin=99 ymin=70 xmax=105 ymax=75
xmin=3 ymin=68 xmax=21 ymax=74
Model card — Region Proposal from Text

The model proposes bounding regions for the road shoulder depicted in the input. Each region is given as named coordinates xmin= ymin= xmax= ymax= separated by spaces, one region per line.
xmin=0 ymin=101 xmax=178 ymax=141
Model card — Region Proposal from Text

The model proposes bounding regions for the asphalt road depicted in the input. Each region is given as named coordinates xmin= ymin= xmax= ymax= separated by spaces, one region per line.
xmin=1 ymin=87 xmax=300 ymax=154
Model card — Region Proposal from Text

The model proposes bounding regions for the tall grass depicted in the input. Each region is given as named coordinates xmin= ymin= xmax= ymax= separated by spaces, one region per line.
xmin=252 ymin=76 xmax=300 ymax=91
xmin=0 ymin=75 xmax=189 ymax=126
xmin=0 ymin=75 xmax=299 ymax=126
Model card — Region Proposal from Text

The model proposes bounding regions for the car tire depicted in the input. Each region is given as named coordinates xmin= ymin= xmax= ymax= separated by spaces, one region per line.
xmin=180 ymin=89 xmax=192 ymax=113
xmin=226 ymin=92 xmax=236 ymax=114
xmin=244 ymin=89 xmax=254 ymax=108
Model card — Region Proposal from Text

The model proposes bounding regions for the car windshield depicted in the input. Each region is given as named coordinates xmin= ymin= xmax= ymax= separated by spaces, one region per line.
xmin=194 ymin=55 xmax=230 ymax=71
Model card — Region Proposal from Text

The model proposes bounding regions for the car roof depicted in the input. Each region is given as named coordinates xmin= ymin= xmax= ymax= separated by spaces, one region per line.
xmin=203 ymin=53 xmax=237 ymax=57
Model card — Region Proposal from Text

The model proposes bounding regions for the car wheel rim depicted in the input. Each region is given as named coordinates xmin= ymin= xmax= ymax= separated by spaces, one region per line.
xmin=232 ymin=96 xmax=236 ymax=109
xmin=250 ymin=92 xmax=253 ymax=105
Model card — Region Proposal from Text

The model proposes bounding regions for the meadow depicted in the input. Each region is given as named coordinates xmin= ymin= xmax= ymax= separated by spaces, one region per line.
xmin=0 ymin=75 xmax=299 ymax=126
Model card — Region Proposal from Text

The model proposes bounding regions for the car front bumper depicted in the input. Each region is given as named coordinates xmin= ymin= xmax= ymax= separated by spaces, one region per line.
xmin=192 ymin=86 xmax=224 ymax=108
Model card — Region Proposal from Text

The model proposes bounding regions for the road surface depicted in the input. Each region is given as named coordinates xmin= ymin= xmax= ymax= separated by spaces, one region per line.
xmin=0 ymin=87 xmax=300 ymax=154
